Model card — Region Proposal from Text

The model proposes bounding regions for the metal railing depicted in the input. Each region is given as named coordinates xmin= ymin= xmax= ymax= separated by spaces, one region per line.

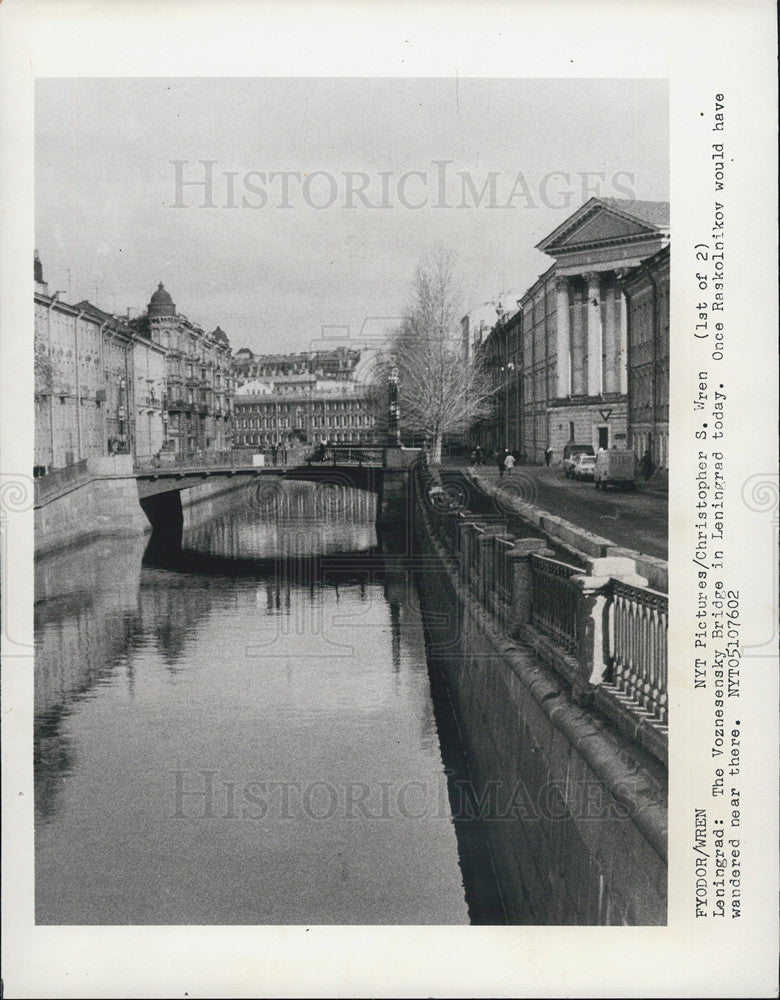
xmin=134 ymin=444 xmax=384 ymax=475
xmin=528 ymin=553 xmax=582 ymax=656
xmin=134 ymin=449 xmax=260 ymax=473
xmin=305 ymin=445 xmax=384 ymax=467
xmin=610 ymin=579 xmax=668 ymax=724
xmin=412 ymin=461 xmax=668 ymax=761
xmin=491 ymin=534 xmax=514 ymax=605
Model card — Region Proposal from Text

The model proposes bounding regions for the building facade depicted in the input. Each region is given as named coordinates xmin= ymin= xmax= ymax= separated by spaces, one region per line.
xmin=133 ymin=284 xmax=234 ymax=456
xmin=471 ymin=309 xmax=523 ymax=455
xmin=620 ymin=245 xmax=670 ymax=470
xmin=465 ymin=200 xmax=669 ymax=465
xmin=518 ymin=197 xmax=669 ymax=463
xmin=232 ymin=346 xmax=361 ymax=385
xmin=519 ymin=267 xmax=556 ymax=464
xmin=233 ymin=375 xmax=378 ymax=451
xmin=34 ymin=255 xmax=167 ymax=471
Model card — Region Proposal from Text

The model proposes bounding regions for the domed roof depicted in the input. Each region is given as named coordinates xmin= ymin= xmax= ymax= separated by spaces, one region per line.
xmin=148 ymin=282 xmax=176 ymax=316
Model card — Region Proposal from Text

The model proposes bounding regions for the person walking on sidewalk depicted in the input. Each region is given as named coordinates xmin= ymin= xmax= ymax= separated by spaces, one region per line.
xmin=504 ymin=451 xmax=516 ymax=476
xmin=496 ymin=449 xmax=505 ymax=478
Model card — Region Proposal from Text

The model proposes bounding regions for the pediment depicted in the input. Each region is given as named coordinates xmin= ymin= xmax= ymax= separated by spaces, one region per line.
xmin=536 ymin=197 xmax=667 ymax=258
xmin=556 ymin=207 xmax=652 ymax=248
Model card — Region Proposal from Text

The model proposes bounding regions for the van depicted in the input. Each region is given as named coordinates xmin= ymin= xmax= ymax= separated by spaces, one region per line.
xmin=594 ymin=448 xmax=636 ymax=489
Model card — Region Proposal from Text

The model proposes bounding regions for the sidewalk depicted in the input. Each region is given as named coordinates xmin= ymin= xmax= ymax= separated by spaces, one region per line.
xmin=461 ymin=461 xmax=669 ymax=496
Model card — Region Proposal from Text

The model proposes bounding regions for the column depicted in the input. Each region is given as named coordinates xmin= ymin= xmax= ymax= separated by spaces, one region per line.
xmin=602 ymin=276 xmax=619 ymax=394
xmin=555 ymin=276 xmax=571 ymax=398
xmin=619 ymin=285 xmax=629 ymax=395
xmin=585 ymin=272 xmax=602 ymax=396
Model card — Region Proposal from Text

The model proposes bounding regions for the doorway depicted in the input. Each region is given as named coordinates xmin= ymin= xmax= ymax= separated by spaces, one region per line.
xmin=597 ymin=425 xmax=609 ymax=450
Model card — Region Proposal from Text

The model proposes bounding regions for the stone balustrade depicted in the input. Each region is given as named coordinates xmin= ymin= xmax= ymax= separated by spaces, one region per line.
xmin=415 ymin=464 xmax=668 ymax=764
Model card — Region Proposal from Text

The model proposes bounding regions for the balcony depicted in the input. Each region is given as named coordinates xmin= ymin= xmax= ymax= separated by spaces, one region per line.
xmin=167 ymin=397 xmax=196 ymax=412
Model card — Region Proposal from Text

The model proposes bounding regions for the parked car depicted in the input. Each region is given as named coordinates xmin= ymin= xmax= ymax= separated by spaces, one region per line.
xmin=562 ymin=443 xmax=595 ymax=477
xmin=594 ymin=448 xmax=637 ymax=489
xmin=572 ymin=453 xmax=597 ymax=481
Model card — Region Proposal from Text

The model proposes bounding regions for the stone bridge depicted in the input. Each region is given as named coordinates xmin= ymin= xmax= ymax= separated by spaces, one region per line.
xmin=33 ymin=446 xmax=421 ymax=555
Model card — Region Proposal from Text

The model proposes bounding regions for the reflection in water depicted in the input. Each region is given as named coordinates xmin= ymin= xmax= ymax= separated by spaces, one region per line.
xmin=181 ymin=480 xmax=378 ymax=561
xmin=34 ymin=481 xmax=504 ymax=924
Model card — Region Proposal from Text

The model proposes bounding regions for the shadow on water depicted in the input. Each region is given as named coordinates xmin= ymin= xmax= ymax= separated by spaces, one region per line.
xmin=421 ymin=647 xmax=509 ymax=925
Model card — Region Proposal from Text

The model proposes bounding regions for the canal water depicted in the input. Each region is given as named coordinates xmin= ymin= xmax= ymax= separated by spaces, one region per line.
xmin=34 ymin=479 xmax=505 ymax=925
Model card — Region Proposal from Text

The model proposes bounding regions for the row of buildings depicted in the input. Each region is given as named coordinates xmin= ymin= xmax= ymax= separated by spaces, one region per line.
xmin=33 ymin=254 xmax=382 ymax=474
xmin=34 ymin=257 xmax=234 ymax=473
xmin=34 ymin=195 xmax=670 ymax=475
xmin=466 ymin=197 xmax=670 ymax=470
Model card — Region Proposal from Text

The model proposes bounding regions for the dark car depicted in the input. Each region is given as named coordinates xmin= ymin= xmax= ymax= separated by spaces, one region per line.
xmin=562 ymin=443 xmax=595 ymax=477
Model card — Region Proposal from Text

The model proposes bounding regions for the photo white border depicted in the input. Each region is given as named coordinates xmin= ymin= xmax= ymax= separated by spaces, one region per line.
xmin=1 ymin=2 xmax=777 ymax=997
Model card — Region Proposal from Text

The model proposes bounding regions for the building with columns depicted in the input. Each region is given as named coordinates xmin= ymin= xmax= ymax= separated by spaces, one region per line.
xmin=521 ymin=197 xmax=669 ymax=463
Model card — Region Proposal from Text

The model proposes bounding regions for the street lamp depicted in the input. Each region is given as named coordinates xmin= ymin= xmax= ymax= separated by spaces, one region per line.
xmin=387 ymin=365 xmax=400 ymax=445
xmin=118 ymin=376 xmax=127 ymax=452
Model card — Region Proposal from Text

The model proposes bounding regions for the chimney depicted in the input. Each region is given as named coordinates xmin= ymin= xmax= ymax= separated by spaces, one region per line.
xmin=34 ymin=250 xmax=49 ymax=294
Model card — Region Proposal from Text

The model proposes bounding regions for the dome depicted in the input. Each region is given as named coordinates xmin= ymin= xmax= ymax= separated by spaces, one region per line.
xmin=148 ymin=282 xmax=176 ymax=317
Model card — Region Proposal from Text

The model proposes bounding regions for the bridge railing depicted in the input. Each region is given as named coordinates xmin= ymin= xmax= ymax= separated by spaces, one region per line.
xmin=135 ymin=445 xmax=384 ymax=475
xmin=134 ymin=448 xmax=293 ymax=473
xmin=305 ymin=445 xmax=384 ymax=467
xmin=412 ymin=464 xmax=668 ymax=764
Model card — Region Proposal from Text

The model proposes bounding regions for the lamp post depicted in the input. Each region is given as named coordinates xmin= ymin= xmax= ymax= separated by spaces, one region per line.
xmin=118 ymin=375 xmax=127 ymax=452
xmin=387 ymin=365 xmax=400 ymax=445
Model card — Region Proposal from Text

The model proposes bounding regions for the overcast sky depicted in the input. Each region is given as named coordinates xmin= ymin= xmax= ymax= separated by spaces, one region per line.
xmin=36 ymin=77 xmax=668 ymax=354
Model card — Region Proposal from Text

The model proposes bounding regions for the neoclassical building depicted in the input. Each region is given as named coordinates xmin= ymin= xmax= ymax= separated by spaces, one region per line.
xmin=233 ymin=374 xmax=378 ymax=451
xmin=133 ymin=283 xmax=234 ymax=455
xmin=521 ymin=197 xmax=669 ymax=462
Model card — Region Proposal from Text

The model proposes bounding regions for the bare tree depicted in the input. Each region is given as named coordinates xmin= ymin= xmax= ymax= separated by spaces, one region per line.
xmin=390 ymin=251 xmax=493 ymax=463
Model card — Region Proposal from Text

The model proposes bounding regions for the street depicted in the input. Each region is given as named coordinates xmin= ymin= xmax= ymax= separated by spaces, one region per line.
xmin=457 ymin=463 xmax=668 ymax=561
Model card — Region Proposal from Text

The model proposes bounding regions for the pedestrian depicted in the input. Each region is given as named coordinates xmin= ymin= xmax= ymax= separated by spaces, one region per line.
xmin=496 ymin=449 xmax=505 ymax=478
xmin=504 ymin=451 xmax=515 ymax=476
xmin=640 ymin=448 xmax=655 ymax=480
xmin=545 ymin=446 xmax=553 ymax=467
